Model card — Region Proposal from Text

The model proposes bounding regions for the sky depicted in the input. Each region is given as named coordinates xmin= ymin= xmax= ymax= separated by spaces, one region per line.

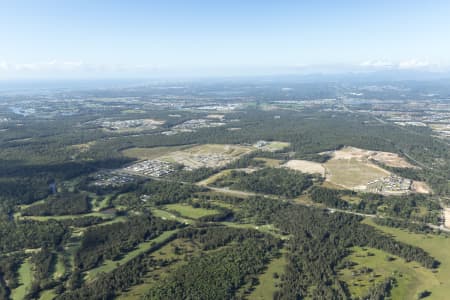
xmin=1 ymin=0 xmax=450 ymax=79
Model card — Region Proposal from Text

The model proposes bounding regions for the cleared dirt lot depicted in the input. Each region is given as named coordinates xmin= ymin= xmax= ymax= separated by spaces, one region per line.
xmin=411 ymin=181 xmax=432 ymax=194
xmin=283 ymin=160 xmax=325 ymax=176
xmin=445 ymin=208 xmax=450 ymax=228
xmin=329 ymin=146 xmax=417 ymax=168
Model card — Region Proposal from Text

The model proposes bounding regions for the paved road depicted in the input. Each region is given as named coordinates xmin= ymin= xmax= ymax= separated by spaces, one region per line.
xmin=119 ymin=166 xmax=450 ymax=233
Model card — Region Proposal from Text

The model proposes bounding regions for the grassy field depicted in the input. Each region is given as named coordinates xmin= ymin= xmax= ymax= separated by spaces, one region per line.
xmin=121 ymin=145 xmax=192 ymax=160
xmin=339 ymin=246 xmax=437 ymax=299
xmin=258 ymin=141 xmax=290 ymax=152
xmin=85 ymin=229 xmax=179 ymax=281
xmin=150 ymin=207 xmax=191 ymax=224
xmin=253 ymin=157 xmax=283 ymax=167
xmin=15 ymin=198 xmax=48 ymax=218
xmin=39 ymin=289 xmax=56 ymax=300
xmin=53 ymin=252 xmax=66 ymax=280
xmin=91 ymin=195 xmax=112 ymax=212
xmin=164 ymin=203 xmax=220 ymax=219
xmin=364 ymin=218 xmax=450 ymax=299
xmin=208 ymin=200 xmax=237 ymax=209
xmin=11 ymin=258 xmax=33 ymax=300
xmin=96 ymin=215 xmax=128 ymax=226
xmin=324 ymin=158 xmax=390 ymax=189
xmin=321 ymin=180 xmax=348 ymax=190
xmin=249 ymin=249 xmax=287 ymax=300
xmin=63 ymin=228 xmax=85 ymax=276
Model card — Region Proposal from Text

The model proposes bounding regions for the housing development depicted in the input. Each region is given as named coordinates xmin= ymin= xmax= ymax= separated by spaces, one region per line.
xmin=1 ymin=79 xmax=450 ymax=300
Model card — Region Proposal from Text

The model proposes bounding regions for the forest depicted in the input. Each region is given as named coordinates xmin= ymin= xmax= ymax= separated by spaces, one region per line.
xmin=0 ymin=100 xmax=449 ymax=300
xmin=211 ymin=168 xmax=314 ymax=197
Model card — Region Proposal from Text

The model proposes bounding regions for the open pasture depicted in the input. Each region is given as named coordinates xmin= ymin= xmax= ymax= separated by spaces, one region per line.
xmin=283 ymin=159 xmax=325 ymax=176
xmin=324 ymin=158 xmax=390 ymax=190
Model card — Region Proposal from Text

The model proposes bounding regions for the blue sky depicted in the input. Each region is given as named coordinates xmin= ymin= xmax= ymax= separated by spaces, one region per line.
xmin=1 ymin=0 xmax=450 ymax=78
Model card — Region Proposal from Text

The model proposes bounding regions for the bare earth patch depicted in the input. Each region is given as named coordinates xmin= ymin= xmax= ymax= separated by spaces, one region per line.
xmin=283 ymin=160 xmax=325 ymax=177
xmin=445 ymin=208 xmax=450 ymax=229
xmin=411 ymin=181 xmax=432 ymax=194
xmin=327 ymin=146 xmax=417 ymax=168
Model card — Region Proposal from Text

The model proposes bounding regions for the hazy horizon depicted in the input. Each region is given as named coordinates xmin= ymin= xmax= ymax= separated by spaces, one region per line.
xmin=2 ymin=0 xmax=450 ymax=79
